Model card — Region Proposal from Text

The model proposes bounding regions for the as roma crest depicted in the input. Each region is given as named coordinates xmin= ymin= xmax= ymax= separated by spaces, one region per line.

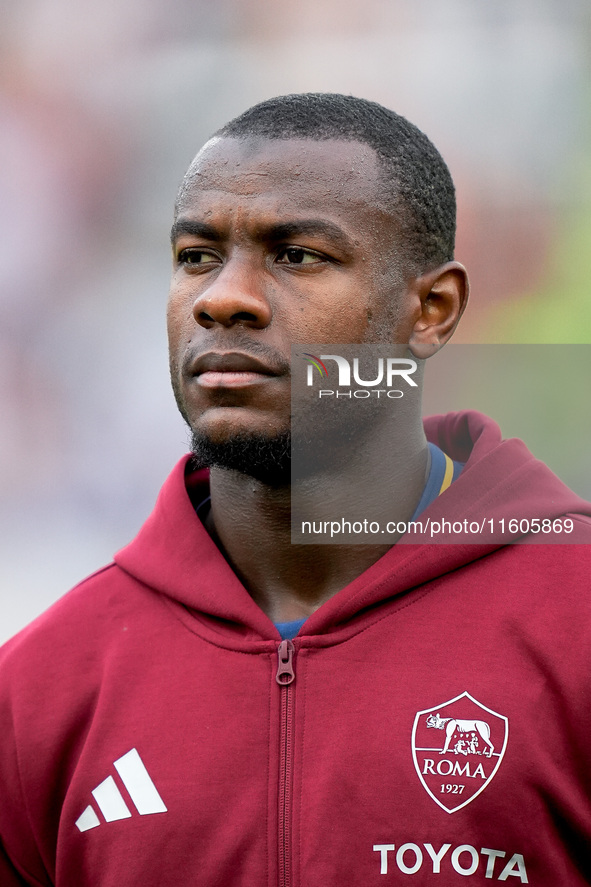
xmin=411 ymin=692 xmax=508 ymax=814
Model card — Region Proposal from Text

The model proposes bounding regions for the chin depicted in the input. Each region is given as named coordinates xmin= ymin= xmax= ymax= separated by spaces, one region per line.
xmin=190 ymin=428 xmax=291 ymax=486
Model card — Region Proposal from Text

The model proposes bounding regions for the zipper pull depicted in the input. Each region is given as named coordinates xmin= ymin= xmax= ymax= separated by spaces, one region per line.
xmin=276 ymin=639 xmax=295 ymax=685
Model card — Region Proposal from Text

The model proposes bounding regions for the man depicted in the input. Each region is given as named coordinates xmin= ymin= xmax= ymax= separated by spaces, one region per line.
xmin=1 ymin=94 xmax=590 ymax=886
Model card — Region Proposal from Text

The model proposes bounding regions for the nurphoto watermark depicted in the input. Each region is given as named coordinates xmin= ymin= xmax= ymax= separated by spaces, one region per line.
xmin=290 ymin=344 xmax=590 ymax=545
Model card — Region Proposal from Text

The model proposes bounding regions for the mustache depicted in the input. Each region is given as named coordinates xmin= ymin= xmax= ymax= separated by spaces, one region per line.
xmin=181 ymin=338 xmax=292 ymax=377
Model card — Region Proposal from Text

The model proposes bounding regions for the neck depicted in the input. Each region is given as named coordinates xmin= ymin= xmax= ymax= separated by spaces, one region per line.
xmin=204 ymin=414 xmax=429 ymax=624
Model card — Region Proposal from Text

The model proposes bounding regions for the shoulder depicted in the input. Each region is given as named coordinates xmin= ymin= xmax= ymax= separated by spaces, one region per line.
xmin=0 ymin=560 xmax=163 ymax=700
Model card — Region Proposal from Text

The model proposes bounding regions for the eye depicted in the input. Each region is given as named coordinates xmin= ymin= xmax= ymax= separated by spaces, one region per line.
xmin=276 ymin=246 xmax=323 ymax=265
xmin=178 ymin=248 xmax=220 ymax=266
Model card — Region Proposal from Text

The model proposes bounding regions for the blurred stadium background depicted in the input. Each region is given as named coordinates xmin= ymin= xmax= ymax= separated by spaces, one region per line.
xmin=1 ymin=0 xmax=590 ymax=642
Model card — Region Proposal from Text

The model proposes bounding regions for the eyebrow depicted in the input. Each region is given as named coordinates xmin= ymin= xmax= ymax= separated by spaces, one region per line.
xmin=170 ymin=219 xmax=220 ymax=243
xmin=264 ymin=220 xmax=354 ymax=251
xmin=170 ymin=217 xmax=354 ymax=251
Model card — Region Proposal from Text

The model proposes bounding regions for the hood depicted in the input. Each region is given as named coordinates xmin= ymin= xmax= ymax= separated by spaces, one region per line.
xmin=424 ymin=410 xmax=591 ymax=533
xmin=114 ymin=411 xmax=591 ymax=640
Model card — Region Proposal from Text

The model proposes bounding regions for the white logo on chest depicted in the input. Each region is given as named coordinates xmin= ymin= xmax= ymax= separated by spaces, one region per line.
xmin=75 ymin=748 xmax=167 ymax=832
xmin=411 ymin=692 xmax=509 ymax=813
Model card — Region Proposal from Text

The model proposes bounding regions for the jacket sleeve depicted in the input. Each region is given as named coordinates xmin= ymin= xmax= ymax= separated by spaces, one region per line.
xmin=0 ymin=646 xmax=54 ymax=887
xmin=0 ymin=841 xmax=45 ymax=887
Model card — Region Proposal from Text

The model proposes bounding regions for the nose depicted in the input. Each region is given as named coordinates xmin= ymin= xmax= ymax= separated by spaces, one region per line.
xmin=192 ymin=257 xmax=272 ymax=330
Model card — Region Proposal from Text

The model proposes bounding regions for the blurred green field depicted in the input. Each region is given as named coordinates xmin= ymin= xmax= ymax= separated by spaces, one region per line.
xmin=423 ymin=345 xmax=591 ymax=499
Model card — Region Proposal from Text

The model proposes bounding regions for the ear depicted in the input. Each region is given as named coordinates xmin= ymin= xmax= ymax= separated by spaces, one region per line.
xmin=408 ymin=261 xmax=469 ymax=359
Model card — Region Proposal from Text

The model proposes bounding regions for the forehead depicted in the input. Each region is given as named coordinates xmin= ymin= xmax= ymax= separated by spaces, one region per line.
xmin=176 ymin=136 xmax=392 ymax=226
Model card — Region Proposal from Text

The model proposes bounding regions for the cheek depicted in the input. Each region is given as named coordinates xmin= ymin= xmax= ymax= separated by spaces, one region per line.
xmin=166 ymin=286 xmax=192 ymax=347
xmin=276 ymin=280 xmax=374 ymax=345
xmin=311 ymin=301 xmax=373 ymax=345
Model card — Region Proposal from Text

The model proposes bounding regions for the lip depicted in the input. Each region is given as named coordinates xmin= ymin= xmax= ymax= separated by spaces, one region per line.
xmin=190 ymin=351 xmax=286 ymax=389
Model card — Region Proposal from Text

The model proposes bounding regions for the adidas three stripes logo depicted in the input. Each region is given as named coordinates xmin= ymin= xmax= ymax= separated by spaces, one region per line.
xmin=75 ymin=748 xmax=167 ymax=832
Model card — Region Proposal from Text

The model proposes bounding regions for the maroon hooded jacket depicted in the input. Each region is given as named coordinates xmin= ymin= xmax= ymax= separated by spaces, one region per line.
xmin=1 ymin=412 xmax=591 ymax=886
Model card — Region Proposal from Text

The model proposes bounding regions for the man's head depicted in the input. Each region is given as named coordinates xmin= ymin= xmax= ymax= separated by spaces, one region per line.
xmin=167 ymin=93 xmax=468 ymax=482
xmin=178 ymin=93 xmax=456 ymax=277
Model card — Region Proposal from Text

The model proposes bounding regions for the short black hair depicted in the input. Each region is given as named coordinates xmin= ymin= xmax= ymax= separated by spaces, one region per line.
xmin=213 ymin=93 xmax=456 ymax=273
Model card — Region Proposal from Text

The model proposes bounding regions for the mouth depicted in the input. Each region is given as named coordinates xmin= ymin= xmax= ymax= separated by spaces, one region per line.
xmin=190 ymin=351 xmax=287 ymax=389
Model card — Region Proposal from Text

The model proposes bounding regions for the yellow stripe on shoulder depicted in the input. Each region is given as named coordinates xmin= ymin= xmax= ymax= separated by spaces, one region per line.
xmin=438 ymin=453 xmax=454 ymax=495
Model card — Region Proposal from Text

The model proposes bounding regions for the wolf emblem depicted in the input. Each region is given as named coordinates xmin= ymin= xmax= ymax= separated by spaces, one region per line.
xmin=426 ymin=712 xmax=495 ymax=757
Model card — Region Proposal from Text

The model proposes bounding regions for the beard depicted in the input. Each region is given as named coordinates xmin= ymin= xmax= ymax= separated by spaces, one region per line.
xmin=190 ymin=428 xmax=291 ymax=486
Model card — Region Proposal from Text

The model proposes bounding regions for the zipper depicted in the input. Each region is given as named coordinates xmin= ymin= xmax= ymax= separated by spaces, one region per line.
xmin=276 ymin=640 xmax=296 ymax=887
